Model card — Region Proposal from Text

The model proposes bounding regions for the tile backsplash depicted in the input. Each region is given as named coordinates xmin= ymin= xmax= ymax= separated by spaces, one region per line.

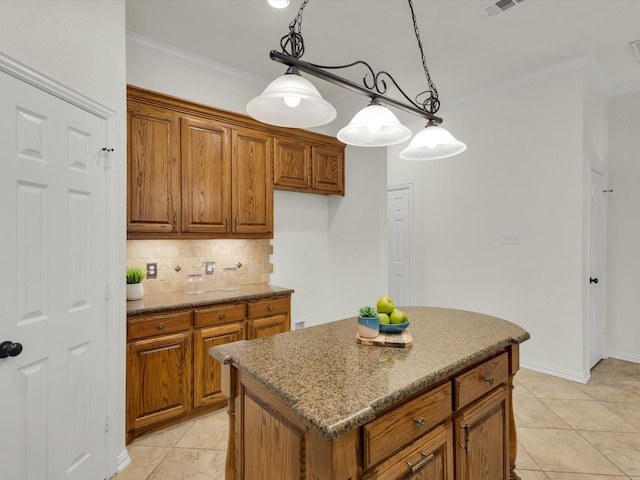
xmin=127 ymin=239 xmax=273 ymax=295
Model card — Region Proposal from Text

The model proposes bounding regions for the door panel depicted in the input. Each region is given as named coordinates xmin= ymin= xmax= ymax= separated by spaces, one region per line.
xmin=387 ymin=185 xmax=413 ymax=305
xmin=589 ymin=169 xmax=606 ymax=368
xmin=0 ymin=70 xmax=107 ymax=479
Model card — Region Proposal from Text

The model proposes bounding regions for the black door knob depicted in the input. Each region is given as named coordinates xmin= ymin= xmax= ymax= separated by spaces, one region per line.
xmin=590 ymin=277 xmax=599 ymax=284
xmin=0 ymin=341 xmax=23 ymax=358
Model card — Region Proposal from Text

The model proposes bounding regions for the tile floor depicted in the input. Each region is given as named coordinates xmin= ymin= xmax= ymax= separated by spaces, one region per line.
xmin=113 ymin=358 xmax=640 ymax=480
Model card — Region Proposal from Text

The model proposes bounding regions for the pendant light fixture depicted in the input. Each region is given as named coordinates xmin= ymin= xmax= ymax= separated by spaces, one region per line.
xmin=247 ymin=0 xmax=466 ymax=160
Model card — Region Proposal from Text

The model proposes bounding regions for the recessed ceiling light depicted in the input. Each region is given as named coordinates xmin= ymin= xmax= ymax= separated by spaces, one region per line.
xmin=268 ymin=0 xmax=290 ymax=9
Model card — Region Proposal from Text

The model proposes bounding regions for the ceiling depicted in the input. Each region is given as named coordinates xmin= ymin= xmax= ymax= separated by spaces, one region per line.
xmin=125 ymin=0 xmax=640 ymax=109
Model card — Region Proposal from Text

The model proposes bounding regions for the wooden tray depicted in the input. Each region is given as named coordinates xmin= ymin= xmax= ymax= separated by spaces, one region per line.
xmin=356 ymin=329 xmax=412 ymax=348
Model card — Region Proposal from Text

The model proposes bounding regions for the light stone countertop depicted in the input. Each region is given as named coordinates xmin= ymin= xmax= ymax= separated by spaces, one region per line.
xmin=210 ymin=306 xmax=530 ymax=440
xmin=126 ymin=283 xmax=294 ymax=315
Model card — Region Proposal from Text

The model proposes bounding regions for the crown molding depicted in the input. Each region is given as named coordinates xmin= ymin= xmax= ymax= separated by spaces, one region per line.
xmin=126 ymin=30 xmax=270 ymax=89
xmin=612 ymin=79 xmax=640 ymax=97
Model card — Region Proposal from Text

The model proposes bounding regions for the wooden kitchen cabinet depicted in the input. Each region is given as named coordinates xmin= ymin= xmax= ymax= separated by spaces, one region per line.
xmin=273 ymin=138 xmax=345 ymax=196
xmin=126 ymin=293 xmax=291 ymax=443
xmin=246 ymin=295 xmax=291 ymax=339
xmin=126 ymin=331 xmax=192 ymax=437
xmin=232 ymin=128 xmax=273 ymax=235
xmin=127 ymin=85 xmax=345 ymax=238
xmin=181 ymin=116 xmax=231 ymax=234
xmin=127 ymin=101 xmax=181 ymax=234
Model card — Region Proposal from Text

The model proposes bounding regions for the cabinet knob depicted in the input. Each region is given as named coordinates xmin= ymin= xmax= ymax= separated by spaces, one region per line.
xmin=158 ymin=322 xmax=166 ymax=330
xmin=483 ymin=376 xmax=495 ymax=385
xmin=219 ymin=313 xmax=226 ymax=320
xmin=413 ymin=417 xmax=425 ymax=429
xmin=268 ymin=305 xmax=274 ymax=312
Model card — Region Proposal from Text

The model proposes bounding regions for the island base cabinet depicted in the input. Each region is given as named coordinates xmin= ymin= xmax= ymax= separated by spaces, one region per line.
xmin=362 ymin=423 xmax=454 ymax=480
xmin=454 ymin=386 xmax=509 ymax=480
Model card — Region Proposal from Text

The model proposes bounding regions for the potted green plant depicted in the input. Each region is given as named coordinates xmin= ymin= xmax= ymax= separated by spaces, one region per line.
xmin=357 ymin=306 xmax=379 ymax=339
xmin=126 ymin=266 xmax=146 ymax=301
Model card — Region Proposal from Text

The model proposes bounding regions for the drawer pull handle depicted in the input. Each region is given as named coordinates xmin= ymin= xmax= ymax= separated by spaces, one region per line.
xmin=414 ymin=417 xmax=426 ymax=429
xmin=407 ymin=452 xmax=435 ymax=474
xmin=219 ymin=313 xmax=226 ymax=320
xmin=484 ymin=376 xmax=495 ymax=385
xmin=268 ymin=305 xmax=274 ymax=312
xmin=158 ymin=322 xmax=166 ymax=330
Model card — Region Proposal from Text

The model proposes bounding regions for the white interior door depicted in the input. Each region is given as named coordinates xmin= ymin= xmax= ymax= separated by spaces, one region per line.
xmin=589 ymin=169 xmax=606 ymax=369
xmin=387 ymin=184 xmax=413 ymax=306
xmin=0 ymin=70 xmax=108 ymax=479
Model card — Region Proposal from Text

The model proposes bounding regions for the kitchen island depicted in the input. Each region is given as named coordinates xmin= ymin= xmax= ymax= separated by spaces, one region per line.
xmin=210 ymin=306 xmax=530 ymax=480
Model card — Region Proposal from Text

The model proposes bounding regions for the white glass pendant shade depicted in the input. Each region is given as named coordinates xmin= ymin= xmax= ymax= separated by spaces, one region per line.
xmin=399 ymin=124 xmax=467 ymax=160
xmin=246 ymin=73 xmax=337 ymax=128
xmin=337 ymin=104 xmax=412 ymax=147
xmin=268 ymin=0 xmax=290 ymax=8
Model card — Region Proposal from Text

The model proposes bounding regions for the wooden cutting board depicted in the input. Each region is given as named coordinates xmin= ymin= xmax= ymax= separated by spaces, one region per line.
xmin=356 ymin=329 xmax=412 ymax=348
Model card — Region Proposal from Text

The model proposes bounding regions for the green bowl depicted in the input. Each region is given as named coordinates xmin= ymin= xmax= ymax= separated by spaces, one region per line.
xmin=379 ymin=321 xmax=410 ymax=333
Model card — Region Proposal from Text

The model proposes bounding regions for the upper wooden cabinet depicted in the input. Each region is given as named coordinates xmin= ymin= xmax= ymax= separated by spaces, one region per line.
xmin=127 ymin=86 xmax=344 ymax=238
xmin=273 ymin=137 xmax=345 ymax=196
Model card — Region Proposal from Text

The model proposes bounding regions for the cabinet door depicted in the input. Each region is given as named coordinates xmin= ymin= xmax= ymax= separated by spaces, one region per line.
xmin=312 ymin=144 xmax=345 ymax=195
xmin=193 ymin=322 xmax=245 ymax=408
xmin=454 ymin=387 xmax=509 ymax=480
xmin=127 ymin=101 xmax=181 ymax=233
xmin=232 ymin=128 xmax=273 ymax=235
xmin=181 ymin=117 xmax=231 ymax=234
xmin=127 ymin=332 xmax=192 ymax=433
xmin=273 ymin=137 xmax=311 ymax=190
xmin=248 ymin=314 xmax=287 ymax=339
xmin=363 ymin=423 xmax=453 ymax=480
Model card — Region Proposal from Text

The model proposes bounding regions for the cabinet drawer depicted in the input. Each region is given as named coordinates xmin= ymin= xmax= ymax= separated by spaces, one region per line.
xmin=127 ymin=310 xmax=192 ymax=341
xmin=453 ymin=352 xmax=509 ymax=410
xmin=362 ymin=423 xmax=453 ymax=480
xmin=363 ymin=382 xmax=452 ymax=470
xmin=247 ymin=296 xmax=290 ymax=319
xmin=194 ymin=303 xmax=246 ymax=328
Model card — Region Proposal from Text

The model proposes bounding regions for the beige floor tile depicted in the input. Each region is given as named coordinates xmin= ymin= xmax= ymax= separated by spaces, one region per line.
xmin=112 ymin=445 xmax=171 ymax=479
xmin=580 ymin=431 xmax=640 ymax=477
xmin=546 ymin=474 xmax=631 ymax=479
xmin=176 ymin=410 xmax=229 ymax=450
xmin=518 ymin=428 xmax=624 ymax=475
xmin=575 ymin=376 xmax=640 ymax=403
xmin=147 ymin=448 xmax=226 ymax=480
xmin=518 ymin=470 xmax=550 ymax=479
xmin=519 ymin=376 xmax=593 ymax=401
xmin=515 ymin=397 xmax=572 ymax=429
xmin=604 ymin=401 xmax=640 ymax=430
xmin=516 ymin=442 xmax=542 ymax=470
xmin=131 ymin=420 xmax=195 ymax=448
xmin=541 ymin=399 xmax=638 ymax=432
xmin=590 ymin=359 xmax=640 ymax=378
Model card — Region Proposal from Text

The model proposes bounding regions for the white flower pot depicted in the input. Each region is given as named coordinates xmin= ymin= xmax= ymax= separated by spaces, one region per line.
xmin=126 ymin=283 xmax=144 ymax=301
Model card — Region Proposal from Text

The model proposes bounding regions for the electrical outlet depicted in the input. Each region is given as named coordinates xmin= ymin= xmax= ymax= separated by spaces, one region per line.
xmin=146 ymin=263 xmax=157 ymax=279
xmin=501 ymin=232 xmax=520 ymax=245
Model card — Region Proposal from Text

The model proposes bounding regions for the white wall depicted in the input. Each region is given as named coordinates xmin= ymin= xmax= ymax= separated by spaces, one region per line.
xmin=607 ymin=90 xmax=640 ymax=363
xmin=388 ymin=69 xmax=595 ymax=381
xmin=126 ymin=42 xmax=388 ymax=327
xmin=0 ymin=1 xmax=128 ymax=477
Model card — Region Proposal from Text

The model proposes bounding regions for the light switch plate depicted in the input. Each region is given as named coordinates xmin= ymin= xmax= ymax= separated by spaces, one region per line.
xmin=501 ymin=232 xmax=520 ymax=245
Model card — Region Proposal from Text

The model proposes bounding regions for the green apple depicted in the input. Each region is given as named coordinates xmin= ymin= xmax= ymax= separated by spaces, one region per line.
xmin=376 ymin=296 xmax=395 ymax=314
xmin=378 ymin=312 xmax=390 ymax=324
xmin=390 ymin=309 xmax=408 ymax=324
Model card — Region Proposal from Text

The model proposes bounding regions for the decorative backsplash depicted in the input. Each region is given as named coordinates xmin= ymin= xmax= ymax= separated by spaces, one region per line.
xmin=126 ymin=239 xmax=273 ymax=295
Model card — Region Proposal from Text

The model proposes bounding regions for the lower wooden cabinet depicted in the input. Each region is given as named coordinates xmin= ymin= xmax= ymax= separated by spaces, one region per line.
xmin=223 ymin=347 xmax=516 ymax=479
xmin=454 ymin=387 xmax=509 ymax=480
xmin=126 ymin=294 xmax=290 ymax=444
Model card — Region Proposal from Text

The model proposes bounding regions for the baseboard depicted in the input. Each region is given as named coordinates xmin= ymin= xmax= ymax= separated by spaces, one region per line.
xmin=520 ymin=359 xmax=590 ymax=384
xmin=606 ymin=350 xmax=640 ymax=364
xmin=116 ymin=448 xmax=132 ymax=473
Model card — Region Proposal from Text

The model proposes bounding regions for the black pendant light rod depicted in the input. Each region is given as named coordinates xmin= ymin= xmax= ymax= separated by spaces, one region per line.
xmin=270 ymin=50 xmax=443 ymax=124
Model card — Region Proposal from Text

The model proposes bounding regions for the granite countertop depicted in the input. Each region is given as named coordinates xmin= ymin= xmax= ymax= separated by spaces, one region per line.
xmin=210 ymin=306 xmax=530 ymax=440
xmin=126 ymin=283 xmax=294 ymax=315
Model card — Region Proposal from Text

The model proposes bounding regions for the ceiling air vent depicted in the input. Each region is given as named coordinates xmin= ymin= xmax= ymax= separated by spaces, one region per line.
xmin=480 ymin=0 xmax=525 ymax=19
xmin=631 ymin=40 xmax=640 ymax=66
